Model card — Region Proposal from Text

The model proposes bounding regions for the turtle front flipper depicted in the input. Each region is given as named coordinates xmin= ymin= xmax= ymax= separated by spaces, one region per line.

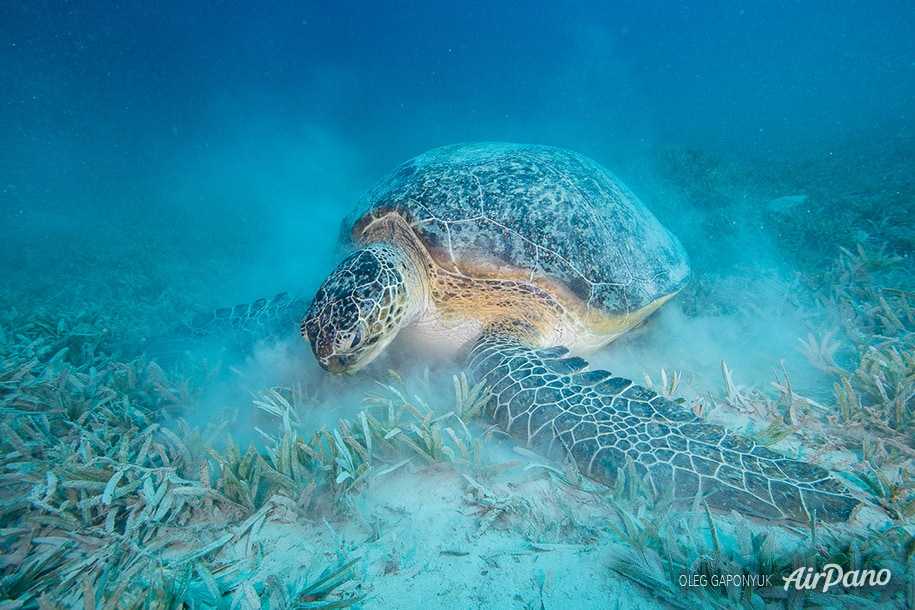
xmin=182 ymin=292 xmax=307 ymax=338
xmin=142 ymin=292 xmax=307 ymax=364
xmin=467 ymin=333 xmax=861 ymax=523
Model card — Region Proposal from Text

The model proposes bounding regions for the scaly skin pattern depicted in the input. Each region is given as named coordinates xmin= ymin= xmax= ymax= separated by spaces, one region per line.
xmin=301 ymin=243 xmax=418 ymax=371
xmin=292 ymin=142 xmax=862 ymax=522
xmin=144 ymin=292 xmax=308 ymax=366
xmin=186 ymin=292 xmax=307 ymax=337
xmin=467 ymin=332 xmax=861 ymax=522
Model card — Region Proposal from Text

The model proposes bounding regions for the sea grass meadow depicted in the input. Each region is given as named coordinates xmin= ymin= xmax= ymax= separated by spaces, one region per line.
xmin=2 ymin=2 xmax=915 ymax=609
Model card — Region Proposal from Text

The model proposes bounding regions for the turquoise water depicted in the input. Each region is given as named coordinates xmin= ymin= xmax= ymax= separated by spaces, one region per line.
xmin=2 ymin=3 xmax=914 ymax=608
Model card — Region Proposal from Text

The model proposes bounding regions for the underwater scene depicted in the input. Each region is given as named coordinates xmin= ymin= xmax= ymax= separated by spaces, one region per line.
xmin=2 ymin=2 xmax=915 ymax=608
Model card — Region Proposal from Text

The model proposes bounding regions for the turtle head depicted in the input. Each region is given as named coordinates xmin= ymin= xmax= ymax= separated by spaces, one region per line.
xmin=302 ymin=244 xmax=415 ymax=374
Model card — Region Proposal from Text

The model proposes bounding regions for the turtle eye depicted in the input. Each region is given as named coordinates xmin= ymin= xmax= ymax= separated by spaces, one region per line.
xmin=350 ymin=325 xmax=364 ymax=348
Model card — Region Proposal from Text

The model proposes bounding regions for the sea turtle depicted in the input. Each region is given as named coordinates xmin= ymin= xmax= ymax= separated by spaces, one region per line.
xmin=191 ymin=143 xmax=862 ymax=522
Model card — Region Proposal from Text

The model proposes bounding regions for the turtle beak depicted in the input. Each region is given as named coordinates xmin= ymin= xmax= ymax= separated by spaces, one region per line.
xmin=319 ymin=354 xmax=355 ymax=374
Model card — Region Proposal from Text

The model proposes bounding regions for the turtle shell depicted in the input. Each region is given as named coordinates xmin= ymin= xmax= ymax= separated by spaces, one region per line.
xmin=352 ymin=143 xmax=689 ymax=314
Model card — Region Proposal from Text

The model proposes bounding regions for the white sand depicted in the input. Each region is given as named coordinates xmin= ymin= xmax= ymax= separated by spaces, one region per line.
xmin=235 ymin=461 xmax=663 ymax=609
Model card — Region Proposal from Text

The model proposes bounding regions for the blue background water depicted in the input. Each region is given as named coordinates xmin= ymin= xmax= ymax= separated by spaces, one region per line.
xmin=4 ymin=2 xmax=913 ymax=302
xmin=0 ymin=0 xmax=912 ymax=393
xmin=2 ymin=6 xmax=914 ymax=606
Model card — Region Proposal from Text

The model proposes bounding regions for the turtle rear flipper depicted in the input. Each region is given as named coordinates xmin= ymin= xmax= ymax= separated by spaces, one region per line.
xmin=468 ymin=332 xmax=861 ymax=523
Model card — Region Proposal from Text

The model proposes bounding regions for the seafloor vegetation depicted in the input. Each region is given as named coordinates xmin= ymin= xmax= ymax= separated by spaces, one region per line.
xmin=2 ymin=144 xmax=913 ymax=609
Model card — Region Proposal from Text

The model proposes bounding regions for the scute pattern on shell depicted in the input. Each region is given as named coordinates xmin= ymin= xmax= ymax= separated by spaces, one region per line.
xmin=356 ymin=142 xmax=690 ymax=314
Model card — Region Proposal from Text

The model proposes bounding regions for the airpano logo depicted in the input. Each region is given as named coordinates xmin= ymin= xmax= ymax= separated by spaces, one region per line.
xmin=782 ymin=564 xmax=891 ymax=592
